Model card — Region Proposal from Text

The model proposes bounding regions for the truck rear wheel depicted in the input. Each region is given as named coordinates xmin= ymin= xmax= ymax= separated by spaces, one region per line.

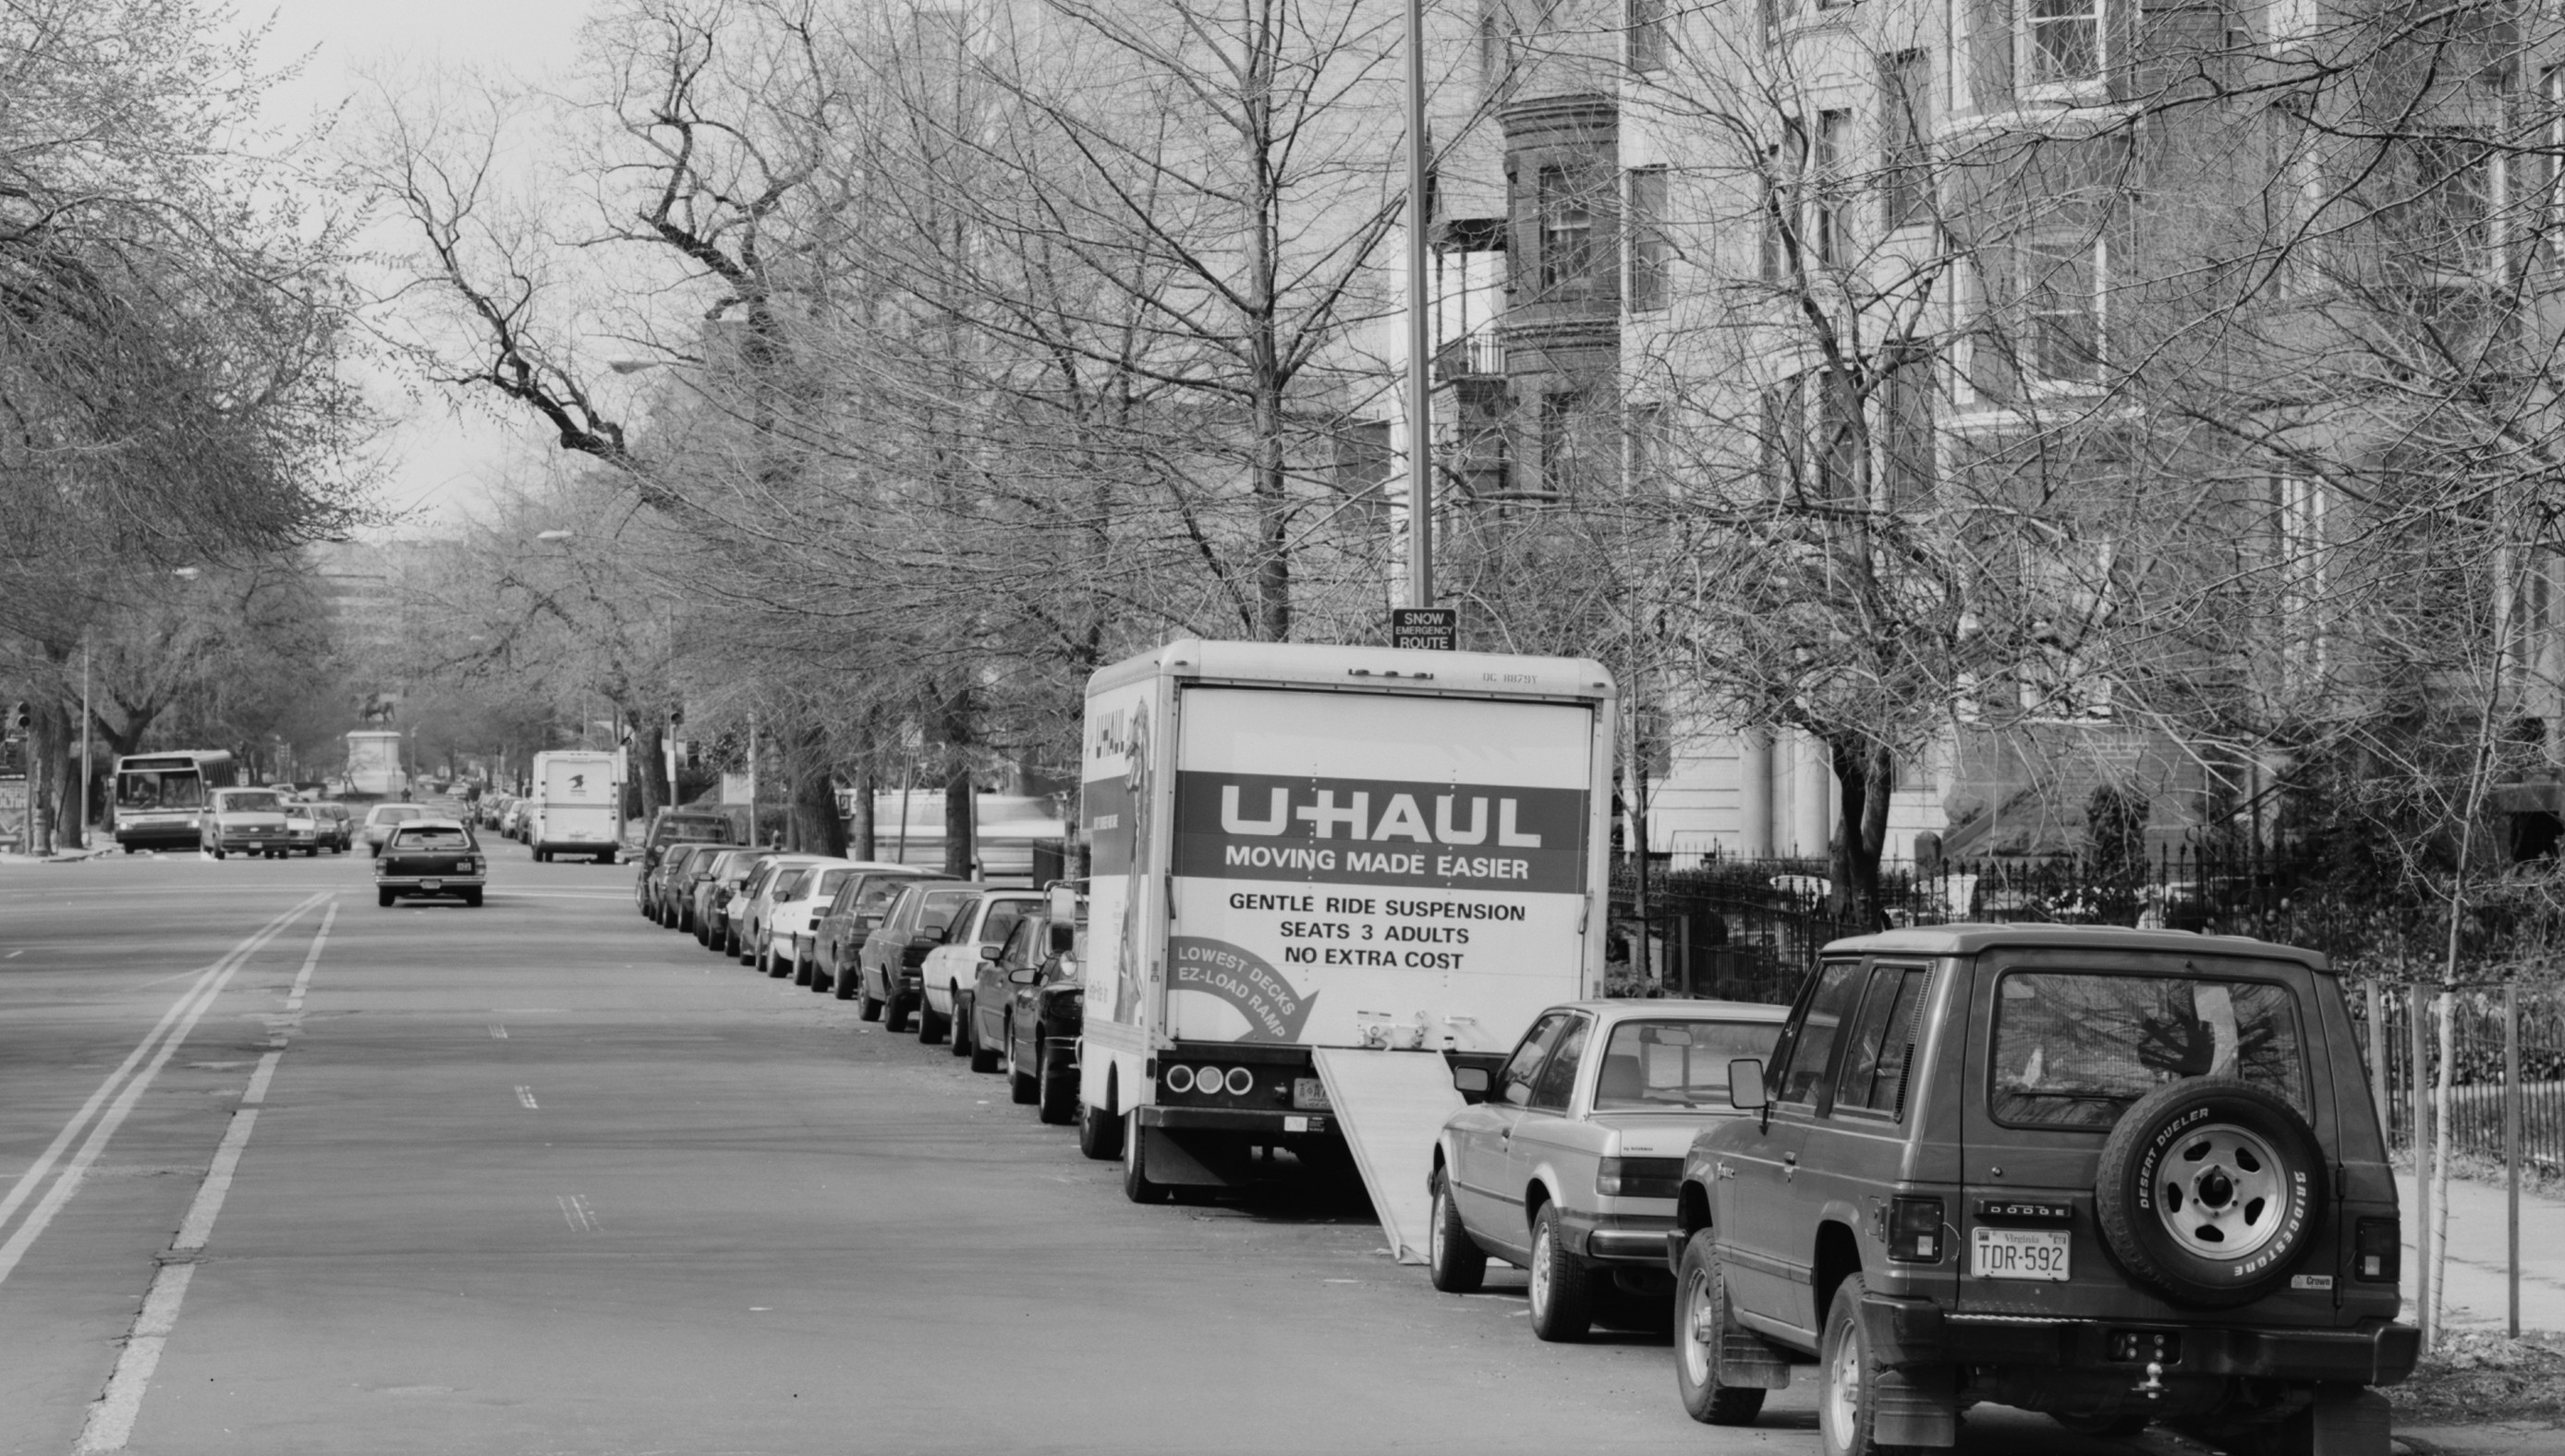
xmin=1122 ymin=1115 xmax=1169 ymax=1204
xmin=1077 ymin=1098 xmax=1122 ymax=1159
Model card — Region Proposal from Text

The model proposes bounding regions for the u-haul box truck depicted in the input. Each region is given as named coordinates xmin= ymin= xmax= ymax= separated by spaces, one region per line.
xmin=1078 ymin=639 xmax=1613 ymax=1249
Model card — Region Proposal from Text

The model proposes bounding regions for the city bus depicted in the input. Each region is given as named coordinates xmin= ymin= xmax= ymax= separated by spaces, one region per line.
xmin=114 ymin=749 xmax=238 ymax=852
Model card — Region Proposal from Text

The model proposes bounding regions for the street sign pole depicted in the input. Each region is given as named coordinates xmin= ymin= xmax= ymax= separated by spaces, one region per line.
xmin=1403 ymin=0 xmax=1432 ymax=613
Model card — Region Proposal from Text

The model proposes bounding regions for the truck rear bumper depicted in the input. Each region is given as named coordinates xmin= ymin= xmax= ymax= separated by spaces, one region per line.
xmin=1137 ymin=1106 xmax=1335 ymax=1137
xmin=1860 ymin=1292 xmax=2420 ymax=1386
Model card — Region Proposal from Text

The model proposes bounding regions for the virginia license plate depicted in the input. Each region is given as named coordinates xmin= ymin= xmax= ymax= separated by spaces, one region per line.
xmin=420 ymin=880 xmax=444 ymax=892
xmin=1291 ymin=1076 xmax=1331 ymax=1110
xmin=1974 ymin=1227 xmax=2071 ymax=1280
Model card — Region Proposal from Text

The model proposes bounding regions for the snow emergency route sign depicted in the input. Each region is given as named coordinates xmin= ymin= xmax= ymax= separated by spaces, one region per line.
xmin=1164 ymin=686 xmax=1595 ymax=1047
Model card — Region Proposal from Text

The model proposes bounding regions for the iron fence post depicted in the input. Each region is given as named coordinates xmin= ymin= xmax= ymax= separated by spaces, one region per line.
xmin=2507 ymin=978 xmax=2521 ymax=1340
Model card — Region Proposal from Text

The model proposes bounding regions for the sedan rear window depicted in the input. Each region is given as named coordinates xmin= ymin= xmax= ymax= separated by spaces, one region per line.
xmin=393 ymin=828 xmax=472 ymax=850
xmin=1593 ymin=1018 xmax=1787 ymax=1110
xmin=1992 ymin=972 xmax=2307 ymax=1128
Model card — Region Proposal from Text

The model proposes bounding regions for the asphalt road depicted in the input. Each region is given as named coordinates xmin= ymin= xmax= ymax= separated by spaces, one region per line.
xmin=0 ymin=838 xmax=2177 ymax=1455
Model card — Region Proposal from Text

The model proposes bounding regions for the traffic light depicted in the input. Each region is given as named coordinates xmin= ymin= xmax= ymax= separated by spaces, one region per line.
xmin=7 ymin=701 xmax=25 ymax=734
xmin=669 ymin=705 xmax=684 ymax=728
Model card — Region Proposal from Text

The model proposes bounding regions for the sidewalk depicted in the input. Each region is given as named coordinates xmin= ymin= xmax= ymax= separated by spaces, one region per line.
xmin=2402 ymin=1171 xmax=2565 ymax=1334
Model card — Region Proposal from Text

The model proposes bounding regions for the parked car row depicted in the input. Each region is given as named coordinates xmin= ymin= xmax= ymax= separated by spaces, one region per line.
xmin=632 ymin=852 xmax=1089 ymax=1126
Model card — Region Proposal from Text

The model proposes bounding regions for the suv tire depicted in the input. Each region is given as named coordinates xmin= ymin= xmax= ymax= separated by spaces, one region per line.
xmin=2097 ymin=1077 xmax=2326 ymax=1309
xmin=1818 ymin=1272 xmax=1920 ymax=1456
xmin=1674 ymin=1231 xmax=1769 ymax=1426
xmin=1426 ymin=1169 xmax=1486 ymax=1293
xmin=1526 ymin=1203 xmax=1591 ymax=1341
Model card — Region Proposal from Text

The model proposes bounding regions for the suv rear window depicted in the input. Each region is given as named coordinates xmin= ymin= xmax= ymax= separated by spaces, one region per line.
xmin=1992 ymin=972 xmax=2307 ymax=1128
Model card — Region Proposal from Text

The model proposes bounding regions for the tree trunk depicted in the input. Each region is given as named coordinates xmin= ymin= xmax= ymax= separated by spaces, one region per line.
xmin=632 ymin=715 xmax=669 ymax=819
xmin=943 ymin=756 xmax=977 ymax=879
xmin=848 ymin=722 xmax=878 ymax=861
xmin=787 ymin=722 xmax=845 ymax=856
xmin=1827 ymin=736 xmax=1894 ymax=929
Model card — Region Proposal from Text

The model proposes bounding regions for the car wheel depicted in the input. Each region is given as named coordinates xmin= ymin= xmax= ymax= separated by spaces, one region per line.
xmin=886 ymin=993 xmax=912 ymax=1034
xmin=1817 ymin=1272 xmax=1935 ymax=1456
xmin=1526 ymin=1204 xmax=1591 ymax=1342
xmin=833 ymin=963 xmax=857 ymax=1001
xmin=1674 ymin=1230 xmax=1768 ymax=1426
xmin=1037 ymin=1038 xmax=1076 ymax=1124
xmin=377 ymin=889 xmax=395 ymax=907
xmin=463 ymin=889 xmax=484 ymax=907
xmin=967 ymin=1006 xmax=1001 ymax=1073
xmin=1006 ymin=1022 xmax=1038 ymax=1104
xmin=1426 ymin=1168 xmax=1487 ymax=1294
xmin=211 ymin=847 xmax=225 ymax=860
xmin=2096 ymin=1077 xmax=2326 ymax=1309
xmin=917 ymin=995 xmax=947 ymax=1045
xmin=857 ymin=976 xmax=882 ymax=1021
xmin=793 ymin=954 xmax=814 ymax=989
xmin=1077 ymin=1097 xmax=1122 ymax=1160
xmin=765 ymin=941 xmax=790 ymax=978
xmin=948 ymin=994 xmax=975 ymax=1058
xmin=1121 ymin=1113 xmax=1169 ymax=1204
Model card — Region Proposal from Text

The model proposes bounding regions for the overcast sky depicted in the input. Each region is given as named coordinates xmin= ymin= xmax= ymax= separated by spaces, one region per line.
xmin=256 ymin=1 xmax=595 ymax=535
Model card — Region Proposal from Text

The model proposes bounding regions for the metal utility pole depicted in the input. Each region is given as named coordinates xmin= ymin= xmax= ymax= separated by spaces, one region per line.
xmin=1403 ymin=0 xmax=1433 ymax=612
xmin=79 ymin=637 xmax=91 ymax=848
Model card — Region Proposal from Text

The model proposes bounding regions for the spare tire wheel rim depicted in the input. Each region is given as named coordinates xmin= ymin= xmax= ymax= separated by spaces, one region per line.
xmin=2154 ymin=1121 xmax=2291 ymax=1262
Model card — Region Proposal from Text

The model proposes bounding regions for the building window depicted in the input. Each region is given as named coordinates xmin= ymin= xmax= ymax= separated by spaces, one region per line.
xmin=1628 ymin=0 xmax=1668 ymax=73
xmin=1538 ymin=165 xmax=1601 ymax=292
xmin=1539 ymin=390 xmax=1599 ymax=496
xmin=1880 ymin=52 xmax=1930 ymax=230
xmin=1758 ymin=0 xmax=1782 ymax=46
xmin=2401 ymin=131 xmax=2496 ymax=275
xmin=2024 ymin=234 xmax=2102 ymax=382
xmin=1626 ymin=166 xmax=1671 ymax=310
xmin=1759 ymin=379 xmax=1805 ymax=497
xmin=1815 ymin=110 xmax=1853 ymax=266
xmin=2025 ymin=0 xmax=2102 ymax=88
xmin=1814 ymin=370 xmax=1862 ymax=500
xmin=1879 ymin=357 xmax=1935 ymax=507
xmin=2545 ymin=67 xmax=2564 ymax=266
xmin=1628 ymin=402 xmax=1669 ymax=489
xmin=1760 ymin=129 xmax=1805 ymax=282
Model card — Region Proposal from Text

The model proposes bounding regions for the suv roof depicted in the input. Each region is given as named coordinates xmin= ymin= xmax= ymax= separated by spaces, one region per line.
xmin=1820 ymin=922 xmax=2328 ymax=971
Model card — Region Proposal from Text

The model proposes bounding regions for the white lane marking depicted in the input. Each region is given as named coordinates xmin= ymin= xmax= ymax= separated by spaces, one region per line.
xmin=0 ymin=893 xmax=325 ymax=1286
xmin=282 ymin=904 xmax=336 ymax=1012
xmin=515 ymin=1086 xmax=539 ymax=1110
xmin=239 ymin=1051 xmax=284 ymax=1107
xmin=71 ymin=1262 xmax=193 ymax=1454
xmin=171 ymin=1109 xmax=259 ymax=1251
xmin=5 ymin=949 xmax=20 ymax=958
xmin=488 ymin=1025 xmax=508 ymax=1039
xmin=556 ymin=1195 xmax=598 ymax=1232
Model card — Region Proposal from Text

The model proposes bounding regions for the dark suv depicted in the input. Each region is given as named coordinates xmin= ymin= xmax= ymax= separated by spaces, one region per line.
xmin=1670 ymin=925 xmax=2412 ymax=1456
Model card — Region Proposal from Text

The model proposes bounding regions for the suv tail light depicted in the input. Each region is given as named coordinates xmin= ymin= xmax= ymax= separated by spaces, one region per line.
xmin=1595 ymin=1158 xmax=1682 ymax=1199
xmin=1889 ymin=1196 xmax=1944 ymax=1263
xmin=2353 ymin=1217 xmax=2400 ymax=1282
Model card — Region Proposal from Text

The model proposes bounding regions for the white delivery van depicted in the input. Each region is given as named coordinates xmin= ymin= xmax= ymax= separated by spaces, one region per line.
xmin=1077 ymin=639 xmax=1614 ymax=1246
xmin=529 ymin=750 xmax=621 ymax=864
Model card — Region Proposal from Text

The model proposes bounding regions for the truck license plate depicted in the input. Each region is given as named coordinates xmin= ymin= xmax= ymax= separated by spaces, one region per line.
xmin=420 ymin=880 xmax=444 ymax=892
xmin=1974 ymin=1227 xmax=2071 ymax=1280
xmin=1291 ymin=1076 xmax=1331 ymax=1110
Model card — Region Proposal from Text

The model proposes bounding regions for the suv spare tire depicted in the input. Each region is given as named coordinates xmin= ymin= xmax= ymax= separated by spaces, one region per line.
xmin=2096 ymin=1077 xmax=2325 ymax=1309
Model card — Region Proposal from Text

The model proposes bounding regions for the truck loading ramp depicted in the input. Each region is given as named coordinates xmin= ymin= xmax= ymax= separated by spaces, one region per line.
xmin=1311 ymin=1049 xmax=1466 ymax=1265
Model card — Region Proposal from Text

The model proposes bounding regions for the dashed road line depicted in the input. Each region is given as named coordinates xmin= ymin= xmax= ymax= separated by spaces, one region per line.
xmin=557 ymin=1195 xmax=599 ymax=1232
xmin=0 ymin=892 xmax=326 ymax=1292
xmin=516 ymin=1086 xmax=540 ymax=1110
xmin=488 ymin=1025 xmax=508 ymax=1039
xmin=69 ymin=901 xmax=336 ymax=1452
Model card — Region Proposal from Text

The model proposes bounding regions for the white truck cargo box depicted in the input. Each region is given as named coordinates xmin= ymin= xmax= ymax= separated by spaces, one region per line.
xmin=1078 ymin=639 xmax=1613 ymax=1211
xmin=529 ymin=750 xmax=621 ymax=864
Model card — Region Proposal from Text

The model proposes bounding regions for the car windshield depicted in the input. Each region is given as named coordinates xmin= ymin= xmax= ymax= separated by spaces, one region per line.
xmin=218 ymin=791 xmax=286 ymax=814
xmin=1992 ymin=972 xmax=2308 ymax=1128
xmin=1591 ymin=1018 xmax=1787 ymax=1110
xmin=393 ymin=828 xmax=471 ymax=850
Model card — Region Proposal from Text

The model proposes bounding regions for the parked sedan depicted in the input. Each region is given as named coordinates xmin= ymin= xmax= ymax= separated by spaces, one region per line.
xmin=853 ymin=880 xmax=979 ymax=1029
xmin=308 ymin=800 xmax=355 ymax=853
xmin=918 ymin=888 xmax=1042 ymax=1046
xmin=695 ymin=848 xmax=775 ymax=952
xmin=813 ymin=868 xmax=934 ymax=997
xmin=373 ymin=819 xmax=487 ymax=907
xmin=761 ymin=860 xmax=896 ymax=981
xmin=970 ymin=903 xmax=1085 ymax=1125
xmin=646 ymin=843 xmax=716 ymax=927
xmin=730 ymin=855 xmax=829 ymax=965
xmin=1428 ymin=1000 xmax=1787 ymax=1341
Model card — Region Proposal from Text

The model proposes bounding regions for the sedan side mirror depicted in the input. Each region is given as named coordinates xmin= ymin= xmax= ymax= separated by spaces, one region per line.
xmin=1727 ymin=1059 xmax=1769 ymax=1111
xmin=1451 ymin=1065 xmax=1490 ymax=1102
xmin=978 ymin=944 xmax=1001 ymax=961
xmin=1007 ymin=965 xmax=1040 ymax=986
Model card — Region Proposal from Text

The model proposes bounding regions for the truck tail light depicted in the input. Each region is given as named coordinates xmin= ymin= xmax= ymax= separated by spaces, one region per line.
xmin=1889 ymin=1196 xmax=1944 ymax=1263
xmin=2353 ymin=1217 xmax=2400 ymax=1282
xmin=1595 ymin=1158 xmax=1681 ymax=1199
